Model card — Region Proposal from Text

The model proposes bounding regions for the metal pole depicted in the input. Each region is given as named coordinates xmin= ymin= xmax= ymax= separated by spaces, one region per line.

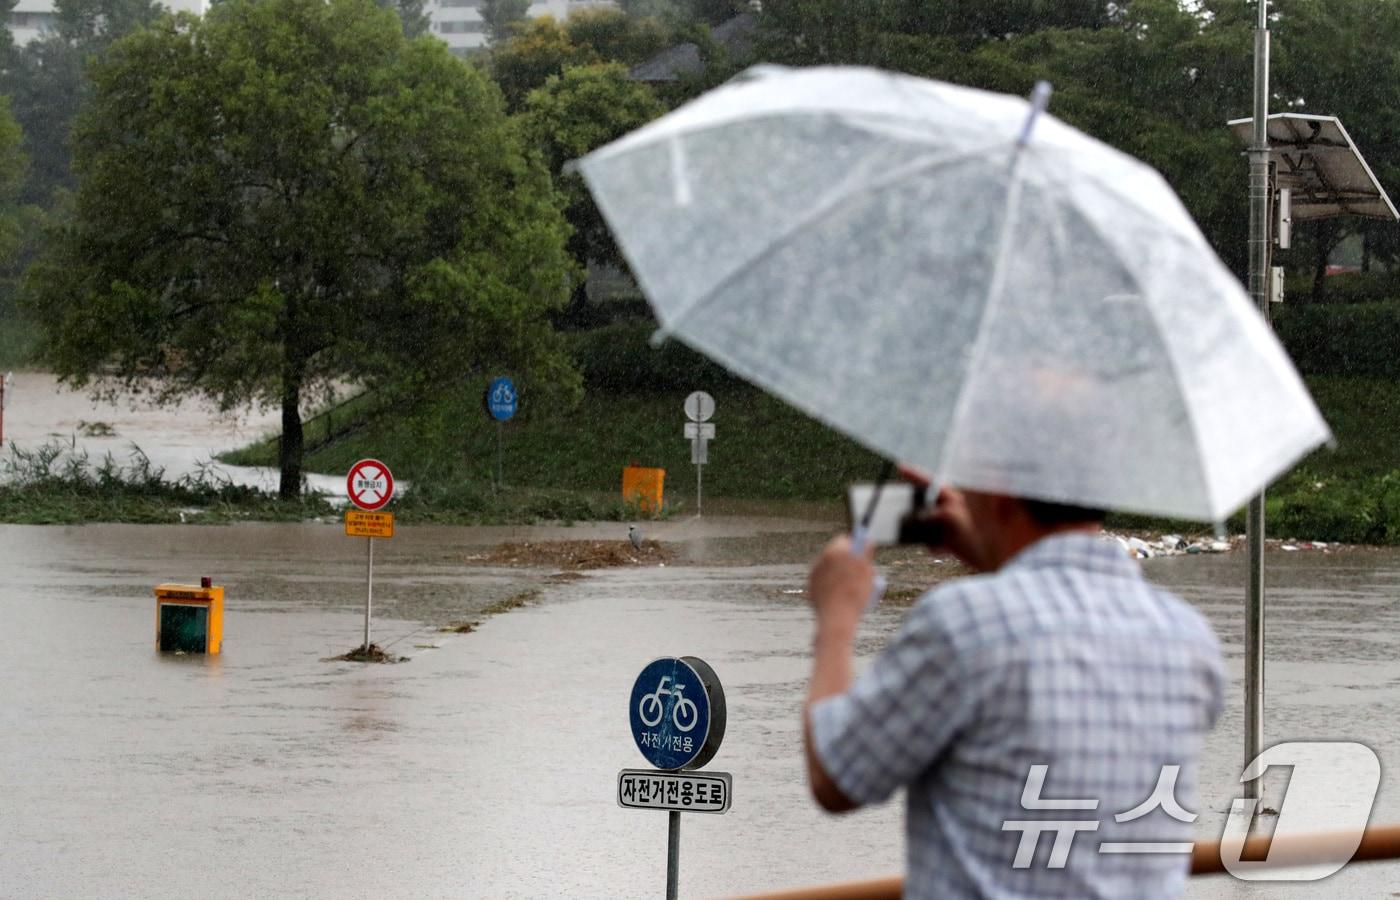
xmin=1244 ymin=0 xmax=1272 ymax=803
xmin=364 ymin=536 xmax=374 ymax=650
xmin=696 ymin=462 xmax=703 ymax=517
xmin=496 ymin=421 xmax=503 ymax=492
xmin=666 ymin=809 xmax=680 ymax=900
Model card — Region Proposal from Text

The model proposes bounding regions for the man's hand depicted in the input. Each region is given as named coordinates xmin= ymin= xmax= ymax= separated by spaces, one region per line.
xmin=803 ymin=534 xmax=871 ymax=814
xmin=897 ymin=465 xmax=989 ymax=572
xmin=807 ymin=535 xmax=875 ymax=633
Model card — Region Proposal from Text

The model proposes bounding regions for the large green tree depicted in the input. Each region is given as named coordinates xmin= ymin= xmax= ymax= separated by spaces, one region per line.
xmin=25 ymin=0 xmax=577 ymax=497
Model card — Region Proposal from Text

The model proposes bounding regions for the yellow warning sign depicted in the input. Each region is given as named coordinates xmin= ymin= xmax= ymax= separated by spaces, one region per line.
xmin=345 ymin=509 xmax=395 ymax=538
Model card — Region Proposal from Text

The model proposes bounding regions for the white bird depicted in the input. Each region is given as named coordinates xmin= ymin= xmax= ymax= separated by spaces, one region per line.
xmin=628 ymin=525 xmax=643 ymax=551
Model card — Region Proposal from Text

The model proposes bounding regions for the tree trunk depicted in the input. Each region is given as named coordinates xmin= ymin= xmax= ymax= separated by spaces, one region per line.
xmin=279 ymin=371 xmax=303 ymax=499
xmin=1310 ymin=221 xmax=1340 ymax=304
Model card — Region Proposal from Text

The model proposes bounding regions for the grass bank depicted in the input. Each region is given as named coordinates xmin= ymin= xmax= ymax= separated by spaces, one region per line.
xmin=220 ymin=369 xmax=1400 ymax=543
xmin=220 ymin=385 xmax=884 ymax=510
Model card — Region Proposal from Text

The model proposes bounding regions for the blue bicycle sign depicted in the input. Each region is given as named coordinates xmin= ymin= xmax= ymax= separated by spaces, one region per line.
xmin=629 ymin=657 xmax=726 ymax=770
xmin=486 ymin=377 xmax=517 ymax=422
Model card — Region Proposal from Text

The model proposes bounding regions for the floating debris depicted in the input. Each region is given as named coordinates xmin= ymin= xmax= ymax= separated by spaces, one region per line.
xmin=481 ymin=539 xmax=673 ymax=570
xmin=325 ymin=643 xmax=407 ymax=664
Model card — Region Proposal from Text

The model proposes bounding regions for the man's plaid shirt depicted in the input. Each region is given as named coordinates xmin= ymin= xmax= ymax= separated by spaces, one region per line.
xmin=810 ymin=532 xmax=1225 ymax=898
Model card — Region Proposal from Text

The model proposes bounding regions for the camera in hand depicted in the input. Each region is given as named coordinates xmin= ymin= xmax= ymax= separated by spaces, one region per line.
xmin=846 ymin=482 xmax=945 ymax=547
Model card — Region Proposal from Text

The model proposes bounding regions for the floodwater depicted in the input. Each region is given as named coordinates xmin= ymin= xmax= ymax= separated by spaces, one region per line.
xmin=4 ymin=519 xmax=1400 ymax=898
xmin=0 ymin=372 xmax=345 ymax=494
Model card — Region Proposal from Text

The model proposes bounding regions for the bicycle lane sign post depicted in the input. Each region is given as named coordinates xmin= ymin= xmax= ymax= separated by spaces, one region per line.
xmin=346 ymin=459 xmax=394 ymax=653
xmin=622 ymin=656 xmax=729 ymax=900
xmin=484 ymin=376 xmax=516 ymax=492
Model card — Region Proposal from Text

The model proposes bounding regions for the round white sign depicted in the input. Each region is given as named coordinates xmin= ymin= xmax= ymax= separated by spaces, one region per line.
xmin=684 ymin=391 xmax=715 ymax=423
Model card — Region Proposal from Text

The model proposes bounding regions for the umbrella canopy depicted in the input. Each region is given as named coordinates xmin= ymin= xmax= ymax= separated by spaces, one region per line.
xmin=578 ymin=66 xmax=1330 ymax=520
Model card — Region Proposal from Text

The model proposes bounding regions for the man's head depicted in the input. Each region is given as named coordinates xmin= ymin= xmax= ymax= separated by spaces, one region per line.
xmin=942 ymin=489 xmax=1105 ymax=572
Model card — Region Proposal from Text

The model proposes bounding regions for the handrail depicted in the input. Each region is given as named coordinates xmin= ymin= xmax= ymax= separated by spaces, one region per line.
xmin=733 ymin=824 xmax=1400 ymax=899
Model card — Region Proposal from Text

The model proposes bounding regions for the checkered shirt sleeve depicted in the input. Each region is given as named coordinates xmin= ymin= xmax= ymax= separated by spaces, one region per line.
xmin=809 ymin=598 xmax=983 ymax=806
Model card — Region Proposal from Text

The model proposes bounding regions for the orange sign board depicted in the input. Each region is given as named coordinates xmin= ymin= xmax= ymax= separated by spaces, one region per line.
xmin=345 ymin=509 xmax=395 ymax=539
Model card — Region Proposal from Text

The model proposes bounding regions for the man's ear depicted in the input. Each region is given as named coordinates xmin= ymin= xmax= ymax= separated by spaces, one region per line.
xmin=989 ymin=493 xmax=1024 ymax=526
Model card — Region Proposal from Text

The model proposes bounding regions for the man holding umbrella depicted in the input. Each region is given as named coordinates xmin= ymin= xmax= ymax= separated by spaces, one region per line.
xmin=577 ymin=63 xmax=1333 ymax=897
xmin=804 ymin=477 xmax=1225 ymax=896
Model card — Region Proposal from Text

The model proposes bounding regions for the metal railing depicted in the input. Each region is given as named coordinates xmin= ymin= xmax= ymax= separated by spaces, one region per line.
xmin=734 ymin=825 xmax=1400 ymax=899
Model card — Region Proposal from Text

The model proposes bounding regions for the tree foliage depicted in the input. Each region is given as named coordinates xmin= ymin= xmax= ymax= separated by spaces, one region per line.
xmin=480 ymin=0 xmax=530 ymax=44
xmin=487 ymin=9 xmax=670 ymax=112
xmin=25 ymin=0 xmax=577 ymax=497
xmin=376 ymin=0 xmax=430 ymax=37
xmin=520 ymin=63 xmax=665 ymax=306
xmin=3 ymin=0 xmax=163 ymax=206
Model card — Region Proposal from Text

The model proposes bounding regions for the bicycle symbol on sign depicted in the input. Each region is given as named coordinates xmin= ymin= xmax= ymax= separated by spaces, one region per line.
xmin=638 ymin=676 xmax=699 ymax=732
xmin=492 ymin=383 xmax=515 ymax=405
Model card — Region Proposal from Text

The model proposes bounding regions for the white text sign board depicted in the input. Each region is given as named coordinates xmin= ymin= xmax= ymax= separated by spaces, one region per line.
xmin=617 ymin=769 xmax=732 ymax=814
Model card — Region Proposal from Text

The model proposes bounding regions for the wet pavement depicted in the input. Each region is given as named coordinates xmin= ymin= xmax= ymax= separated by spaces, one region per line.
xmin=3 ymin=519 xmax=1400 ymax=898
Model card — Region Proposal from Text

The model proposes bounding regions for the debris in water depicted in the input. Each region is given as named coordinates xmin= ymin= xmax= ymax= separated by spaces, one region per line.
xmin=325 ymin=643 xmax=407 ymax=664
xmin=480 ymin=540 xmax=673 ymax=570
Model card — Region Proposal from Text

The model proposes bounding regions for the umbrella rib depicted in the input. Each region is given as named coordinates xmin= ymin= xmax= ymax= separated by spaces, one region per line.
xmin=936 ymin=149 xmax=1031 ymax=477
xmin=653 ymin=138 xmax=1003 ymax=336
xmin=1135 ymin=288 xmax=1218 ymax=518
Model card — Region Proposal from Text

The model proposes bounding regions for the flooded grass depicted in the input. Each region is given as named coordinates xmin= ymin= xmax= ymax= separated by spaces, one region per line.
xmin=0 ymin=441 xmax=336 ymax=524
xmin=440 ymin=587 xmax=544 ymax=635
xmin=477 ymin=539 xmax=672 ymax=569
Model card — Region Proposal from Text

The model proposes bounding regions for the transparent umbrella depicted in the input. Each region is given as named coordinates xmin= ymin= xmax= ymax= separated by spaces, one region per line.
xmin=578 ymin=65 xmax=1330 ymax=520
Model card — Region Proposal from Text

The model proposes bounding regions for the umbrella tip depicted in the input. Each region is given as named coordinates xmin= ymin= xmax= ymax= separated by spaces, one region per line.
xmin=1017 ymin=81 xmax=1054 ymax=147
xmin=649 ymin=328 xmax=669 ymax=349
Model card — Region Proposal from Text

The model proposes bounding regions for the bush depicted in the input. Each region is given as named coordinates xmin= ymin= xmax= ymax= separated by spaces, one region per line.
xmin=569 ymin=321 xmax=745 ymax=394
xmin=1274 ymin=302 xmax=1400 ymax=378
xmin=1265 ymin=467 xmax=1400 ymax=545
xmin=1295 ymin=271 xmax=1400 ymax=305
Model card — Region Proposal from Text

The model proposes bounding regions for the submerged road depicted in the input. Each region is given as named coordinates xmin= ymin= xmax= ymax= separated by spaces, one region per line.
xmin=2 ymin=519 xmax=1399 ymax=898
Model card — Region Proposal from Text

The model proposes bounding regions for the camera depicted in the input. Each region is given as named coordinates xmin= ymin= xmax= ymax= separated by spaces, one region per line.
xmin=845 ymin=482 xmax=945 ymax=547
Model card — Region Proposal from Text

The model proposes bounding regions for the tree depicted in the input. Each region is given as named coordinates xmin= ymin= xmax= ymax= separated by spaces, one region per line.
xmin=480 ymin=0 xmax=530 ymax=43
xmin=487 ymin=10 xmax=670 ymax=112
xmin=0 ymin=96 xmax=30 ymax=315
xmin=25 ymin=0 xmax=578 ymax=497
xmin=376 ymin=0 xmax=430 ymax=37
xmin=4 ymin=0 xmax=163 ymax=205
xmin=563 ymin=8 xmax=670 ymax=65
xmin=487 ymin=16 xmax=596 ymax=110
xmin=520 ymin=63 xmax=665 ymax=310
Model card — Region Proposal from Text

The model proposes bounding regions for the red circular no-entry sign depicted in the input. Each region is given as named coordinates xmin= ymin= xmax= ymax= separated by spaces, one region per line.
xmin=346 ymin=459 xmax=394 ymax=511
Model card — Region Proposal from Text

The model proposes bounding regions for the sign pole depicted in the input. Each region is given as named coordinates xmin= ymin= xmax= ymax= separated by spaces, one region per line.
xmin=696 ymin=462 xmax=702 ymax=517
xmin=364 ymin=536 xmax=374 ymax=650
xmin=666 ymin=810 xmax=680 ymax=900
xmin=1244 ymin=0 xmax=1272 ymax=806
xmin=485 ymin=377 xmax=517 ymax=492
xmin=345 ymin=458 xmax=393 ymax=653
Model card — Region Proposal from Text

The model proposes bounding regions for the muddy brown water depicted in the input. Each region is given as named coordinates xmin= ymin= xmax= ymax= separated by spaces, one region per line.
xmin=3 ymin=519 xmax=1400 ymax=898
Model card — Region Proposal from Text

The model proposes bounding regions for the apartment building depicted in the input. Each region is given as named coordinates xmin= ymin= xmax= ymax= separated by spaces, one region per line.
xmin=430 ymin=0 xmax=614 ymax=57
xmin=7 ymin=0 xmax=609 ymax=56
xmin=8 ymin=0 xmax=207 ymax=44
